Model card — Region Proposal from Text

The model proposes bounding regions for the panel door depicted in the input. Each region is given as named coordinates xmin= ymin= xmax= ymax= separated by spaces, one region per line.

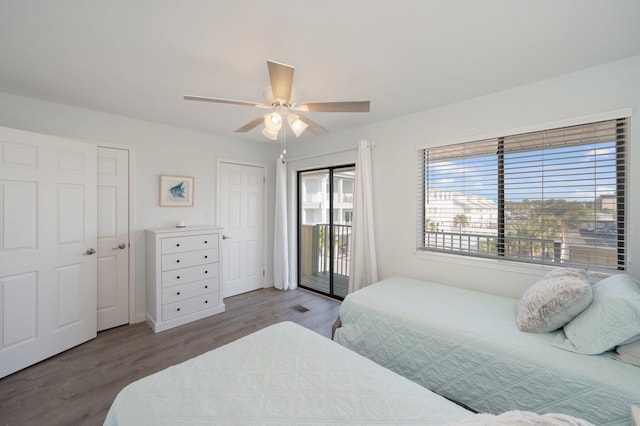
xmin=97 ymin=147 xmax=129 ymax=331
xmin=0 ymin=126 xmax=97 ymax=378
xmin=219 ymin=162 xmax=264 ymax=298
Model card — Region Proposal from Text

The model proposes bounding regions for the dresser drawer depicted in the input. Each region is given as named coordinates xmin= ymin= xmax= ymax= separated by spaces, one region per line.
xmin=161 ymin=248 xmax=218 ymax=271
xmin=162 ymin=293 xmax=218 ymax=321
xmin=161 ymin=234 xmax=219 ymax=254
xmin=162 ymin=279 xmax=218 ymax=304
xmin=146 ymin=226 xmax=224 ymax=333
xmin=161 ymin=263 xmax=219 ymax=288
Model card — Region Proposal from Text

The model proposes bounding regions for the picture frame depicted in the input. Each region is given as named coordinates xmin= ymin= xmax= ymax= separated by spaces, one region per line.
xmin=159 ymin=175 xmax=194 ymax=207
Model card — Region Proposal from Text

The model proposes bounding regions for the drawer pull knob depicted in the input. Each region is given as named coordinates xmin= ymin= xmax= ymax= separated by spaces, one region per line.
xmin=204 ymin=240 xmax=208 ymax=244
xmin=176 ymin=291 xmax=181 ymax=295
xmin=177 ymin=276 xmax=180 ymax=279
xmin=205 ymin=285 xmax=208 ymax=289
xmin=176 ymin=259 xmax=180 ymax=263
xmin=176 ymin=243 xmax=180 ymax=247
xmin=204 ymin=255 xmax=208 ymax=259
xmin=205 ymin=270 xmax=208 ymax=274
xmin=177 ymin=308 xmax=181 ymax=311
xmin=205 ymin=300 xmax=208 ymax=304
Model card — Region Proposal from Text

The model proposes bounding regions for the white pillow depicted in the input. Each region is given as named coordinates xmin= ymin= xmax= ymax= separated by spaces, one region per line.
xmin=449 ymin=410 xmax=595 ymax=425
xmin=516 ymin=268 xmax=592 ymax=333
xmin=615 ymin=340 xmax=640 ymax=367
xmin=552 ymin=274 xmax=640 ymax=354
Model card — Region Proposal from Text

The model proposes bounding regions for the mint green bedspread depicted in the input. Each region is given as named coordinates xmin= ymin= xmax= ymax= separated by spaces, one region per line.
xmin=105 ymin=321 xmax=471 ymax=425
xmin=333 ymin=277 xmax=640 ymax=425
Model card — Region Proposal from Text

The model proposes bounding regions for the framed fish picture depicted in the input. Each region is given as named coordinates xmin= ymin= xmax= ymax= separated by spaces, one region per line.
xmin=159 ymin=175 xmax=194 ymax=207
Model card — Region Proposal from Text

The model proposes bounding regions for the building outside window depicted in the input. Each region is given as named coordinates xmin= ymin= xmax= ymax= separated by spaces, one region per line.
xmin=417 ymin=116 xmax=629 ymax=271
xmin=299 ymin=166 xmax=355 ymax=298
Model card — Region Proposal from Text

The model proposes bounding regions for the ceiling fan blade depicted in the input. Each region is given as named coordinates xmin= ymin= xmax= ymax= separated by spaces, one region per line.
xmin=184 ymin=95 xmax=264 ymax=108
xmin=298 ymin=115 xmax=329 ymax=135
xmin=267 ymin=60 xmax=294 ymax=103
xmin=300 ymin=101 xmax=370 ymax=113
xmin=234 ymin=116 xmax=264 ymax=132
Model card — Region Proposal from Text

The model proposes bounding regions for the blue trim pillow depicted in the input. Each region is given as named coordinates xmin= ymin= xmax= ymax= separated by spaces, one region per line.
xmin=552 ymin=274 xmax=640 ymax=354
xmin=516 ymin=268 xmax=592 ymax=333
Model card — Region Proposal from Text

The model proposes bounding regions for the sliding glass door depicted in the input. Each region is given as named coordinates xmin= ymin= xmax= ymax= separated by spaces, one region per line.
xmin=298 ymin=165 xmax=355 ymax=299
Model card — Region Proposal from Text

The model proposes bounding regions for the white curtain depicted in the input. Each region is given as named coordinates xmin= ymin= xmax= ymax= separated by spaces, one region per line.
xmin=274 ymin=159 xmax=294 ymax=290
xmin=348 ymin=140 xmax=378 ymax=293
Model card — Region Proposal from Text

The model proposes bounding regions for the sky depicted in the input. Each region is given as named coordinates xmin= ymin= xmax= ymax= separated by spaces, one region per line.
xmin=427 ymin=140 xmax=618 ymax=203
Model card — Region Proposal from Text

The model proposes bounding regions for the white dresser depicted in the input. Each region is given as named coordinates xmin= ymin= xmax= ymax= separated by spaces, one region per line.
xmin=146 ymin=226 xmax=225 ymax=332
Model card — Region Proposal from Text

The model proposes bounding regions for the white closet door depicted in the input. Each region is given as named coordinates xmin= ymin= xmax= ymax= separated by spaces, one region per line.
xmin=0 ymin=126 xmax=97 ymax=378
xmin=219 ymin=162 xmax=264 ymax=298
xmin=97 ymin=147 xmax=129 ymax=331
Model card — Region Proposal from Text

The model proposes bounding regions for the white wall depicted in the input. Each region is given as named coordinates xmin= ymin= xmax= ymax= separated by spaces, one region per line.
xmin=285 ymin=54 xmax=640 ymax=298
xmin=0 ymin=92 xmax=279 ymax=320
xmin=2 ymin=53 xmax=638 ymax=307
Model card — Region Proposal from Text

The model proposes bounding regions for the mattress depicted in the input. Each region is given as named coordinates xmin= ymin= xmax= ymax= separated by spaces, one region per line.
xmin=333 ymin=277 xmax=640 ymax=426
xmin=104 ymin=321 xmax=472 ymax=425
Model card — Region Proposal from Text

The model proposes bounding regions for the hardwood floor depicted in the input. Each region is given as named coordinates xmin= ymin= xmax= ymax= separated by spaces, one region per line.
xmin=0 ymin=288 xmax=341 ymax=426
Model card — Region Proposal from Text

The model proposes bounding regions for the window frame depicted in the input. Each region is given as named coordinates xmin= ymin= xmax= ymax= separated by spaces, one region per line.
xmin=416 ymin=110 xmax=631 ymax=272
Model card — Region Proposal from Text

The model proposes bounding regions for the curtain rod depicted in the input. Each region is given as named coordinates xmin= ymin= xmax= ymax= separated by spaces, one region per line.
xmin=286 ymin=141 xmax=375 ymax=163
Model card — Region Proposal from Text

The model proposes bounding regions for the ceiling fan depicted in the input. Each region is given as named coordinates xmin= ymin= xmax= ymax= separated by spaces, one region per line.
xmin=184 ymin=60 xmax=370 ymax=140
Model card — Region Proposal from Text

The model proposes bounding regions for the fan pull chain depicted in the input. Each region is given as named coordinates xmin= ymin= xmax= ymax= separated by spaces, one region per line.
xmin=280 ymin=124 xmax=287 ymax=162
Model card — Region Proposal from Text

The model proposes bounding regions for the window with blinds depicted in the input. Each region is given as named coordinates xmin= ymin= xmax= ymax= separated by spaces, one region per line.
xmin=417 ymin=117 xmax=628 ymax=271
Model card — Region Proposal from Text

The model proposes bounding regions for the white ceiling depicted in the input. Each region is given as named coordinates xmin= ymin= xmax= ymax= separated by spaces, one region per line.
xmin=1 ymin=0 xmax=640 ymax=144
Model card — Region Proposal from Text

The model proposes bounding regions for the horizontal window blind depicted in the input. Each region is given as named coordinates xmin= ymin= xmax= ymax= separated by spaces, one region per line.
xmin=417 ymin=117 xmax=628 ymax=271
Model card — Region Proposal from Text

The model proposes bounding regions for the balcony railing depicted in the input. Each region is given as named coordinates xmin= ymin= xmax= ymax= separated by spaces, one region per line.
xmin=423 ymin=231 xmax=562 ymax=263
xmin=301 ymin=224 xmax=351 ymax=277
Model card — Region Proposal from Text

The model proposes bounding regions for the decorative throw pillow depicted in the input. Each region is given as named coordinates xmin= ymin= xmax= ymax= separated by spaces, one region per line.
xmin=552 ymin=274 xmax=640 ymax=354
xmin=516 ymin=268 xmax=592 ymax=333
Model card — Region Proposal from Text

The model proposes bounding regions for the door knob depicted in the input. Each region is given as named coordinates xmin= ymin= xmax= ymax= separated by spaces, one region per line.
xmin=85 ymin=248 xmax=96 ymax=255
xmin=222 ymin=235 xmax=232 ymax=240
xmin=112 ymin=243 xmax=127 ymax=250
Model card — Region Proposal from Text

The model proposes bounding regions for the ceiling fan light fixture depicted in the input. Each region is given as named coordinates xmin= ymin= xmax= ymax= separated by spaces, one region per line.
xmin=264 ymin=112 xmax=282 ymax=131
xmin=287 ymin=114 xmax=308 ymax=137
xmin=270 ymin=112 xmax=282 ymax=125
xmin=289 ymin=88 xmax=299 ymax=106
xmin=262 ymin=127 xmax=279 ymax=140
xmin=263 ymin=87 xmax=275 ymax=105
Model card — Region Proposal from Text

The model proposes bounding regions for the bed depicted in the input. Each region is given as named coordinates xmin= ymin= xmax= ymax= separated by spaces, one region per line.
xmin=333 ymin=276 xmax=640 ymax=426
xmin=104 ymin=321 xmax=473 ymax=425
